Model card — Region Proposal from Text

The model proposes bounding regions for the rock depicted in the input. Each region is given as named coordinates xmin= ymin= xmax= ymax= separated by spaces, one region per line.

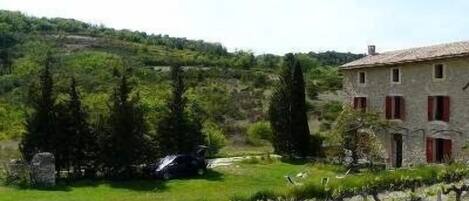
xmin=5 ymin=159 xmax=30 ymax=184
xmin=31 ymin=152 xmax=55 ymax=187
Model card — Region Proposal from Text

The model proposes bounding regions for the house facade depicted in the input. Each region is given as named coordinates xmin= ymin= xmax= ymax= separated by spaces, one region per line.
xmin=341 ymin=42 xmax=469 ymax=167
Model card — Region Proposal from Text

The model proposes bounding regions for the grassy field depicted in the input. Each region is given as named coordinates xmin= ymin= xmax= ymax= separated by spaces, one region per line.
xmin=0 ymin=161 xmax=341 ymax=201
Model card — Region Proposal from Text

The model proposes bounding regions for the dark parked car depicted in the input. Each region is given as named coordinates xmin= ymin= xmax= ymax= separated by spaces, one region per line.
xmin=148 ymin=154 xmax=207 ymax=180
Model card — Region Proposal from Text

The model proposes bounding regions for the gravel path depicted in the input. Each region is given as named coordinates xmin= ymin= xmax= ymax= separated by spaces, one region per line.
xmin=207 ymin=155 xmax=281 ymax=168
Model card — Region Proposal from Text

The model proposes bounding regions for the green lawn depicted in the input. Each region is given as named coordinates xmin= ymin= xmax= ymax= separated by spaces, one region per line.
xmin=0 ymin=161 xmax=341 ymax=201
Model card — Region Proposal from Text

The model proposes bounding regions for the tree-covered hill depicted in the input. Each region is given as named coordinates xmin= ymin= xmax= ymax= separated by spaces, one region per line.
xmin=0 ymin=10 xmax=363 ymax=142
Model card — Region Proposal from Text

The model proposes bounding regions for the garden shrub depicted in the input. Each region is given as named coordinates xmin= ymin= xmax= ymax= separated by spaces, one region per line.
xmin=202 ymin=121 xmax=227 ymax=156
xmin=246 ymin=121 xmax=272 ymax=146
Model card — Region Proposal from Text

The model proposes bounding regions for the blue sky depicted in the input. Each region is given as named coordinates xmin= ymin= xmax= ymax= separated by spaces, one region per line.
xmin=2 ymin=0 xmax=469 ymax=55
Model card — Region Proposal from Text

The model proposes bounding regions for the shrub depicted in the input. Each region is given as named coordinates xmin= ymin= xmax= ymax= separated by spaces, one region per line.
xmin=246 ymin=121 xmax=272 ymax=146
xmin=202 ymin=121 xmax=227 ymax=156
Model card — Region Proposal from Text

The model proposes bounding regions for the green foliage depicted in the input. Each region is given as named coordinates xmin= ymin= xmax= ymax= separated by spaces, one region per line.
xmin=290 ymin=55 xmax=313 ymax=156
xmin=186 ymin=82 xmax=239 ymax=123
xmin=307 ymin=51 xmax=365 ymax=66
xmin=294 ymin=53 xmax=320 ymax=72
xmin=156 ymin=66 xmax=203 ymax=155
xmin=202 ymin=121 xmax=227 ymax=156
xmin=306 ymin=66 xmax=342 ymax=100
xmin=0 ymin=10 xmax=228 ymax=56
xmin=246 ymin=121 xmax=272 ymax=146
xmin=320 ymin=101 xmax=343 ymax=122
xmin=56 ymin=78 xmax=98 ymax=177
xmin=0 ymin=101 xmax=24 ymax=140
xmin=242 ymin=163 xmax=469 ymax=201
xmin=269 ymin=54 xmax=314 ymax=157
xmin=100 ymin=75 xmax=149 ymax=178
xmin=20 ymin=57 xmax=58 ymax=162
xmin=330 ymin=106 xmax=389 ymax=169
xmin=60 ymin=51 xmax=123 ymax=92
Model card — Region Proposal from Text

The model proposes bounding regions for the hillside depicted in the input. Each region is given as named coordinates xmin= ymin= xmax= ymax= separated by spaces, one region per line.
xmin=0 ymin=10 xmax=363 ymax=144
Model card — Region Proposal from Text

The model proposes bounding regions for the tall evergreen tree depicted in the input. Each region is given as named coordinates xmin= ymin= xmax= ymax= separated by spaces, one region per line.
xmin=100 ymin=74 xmax=148 ymax=178
xmin=57 ymin=78 xmax=97 ymax=177
xmin=268 ymin=53 xmax=312 ymax=157
xmin=156 ymin=65 xmax=203 ymax=155
xmin=269 ymin=63 xmax=293 ymax=156
xmin=291 ymin=58 xmax=312 ymax=156
xmin=20 ymin=56 xmax=57 ymax=161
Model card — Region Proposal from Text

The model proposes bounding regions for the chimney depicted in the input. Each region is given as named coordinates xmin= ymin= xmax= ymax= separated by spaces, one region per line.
xmin=368 ymin=45 xmax=376 ymax=55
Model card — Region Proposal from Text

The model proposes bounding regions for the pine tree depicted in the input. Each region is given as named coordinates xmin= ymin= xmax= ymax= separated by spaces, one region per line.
xmin=156 ymin=65 xmax=203 ymax=155
xmin=20 ymin=56 xmax=57 ymax=161
xmin=268 ymin=53 xmax=313 ymax=157
xmin=101 ymin=74 xmax=148 ymax=179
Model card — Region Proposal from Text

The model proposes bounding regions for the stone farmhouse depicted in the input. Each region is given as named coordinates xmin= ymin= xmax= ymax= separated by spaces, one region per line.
xmin=340 ymin=41 xmax=469 ymax=167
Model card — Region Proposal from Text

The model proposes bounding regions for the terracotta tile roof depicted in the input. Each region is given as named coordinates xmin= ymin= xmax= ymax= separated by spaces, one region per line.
xmin=341 ymin=41 xmax=469 ymax=69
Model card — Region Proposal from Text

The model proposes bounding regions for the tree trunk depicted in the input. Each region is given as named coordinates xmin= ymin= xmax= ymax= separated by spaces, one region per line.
xmin=371 ymin=192 xmax=381 ymax=201
xmin=455 ymin=190 xmax=462 ymax=201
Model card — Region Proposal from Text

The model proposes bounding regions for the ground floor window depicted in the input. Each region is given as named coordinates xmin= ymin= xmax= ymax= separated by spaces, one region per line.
xmin=353 ymin=97 xmax=367 ymax=112
xmin=426 ymin=137 xmax=452 ymax=163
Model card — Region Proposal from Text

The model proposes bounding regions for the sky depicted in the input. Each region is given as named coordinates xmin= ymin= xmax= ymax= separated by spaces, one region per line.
xmin=2 ymin=0 xmax=469 ymax=55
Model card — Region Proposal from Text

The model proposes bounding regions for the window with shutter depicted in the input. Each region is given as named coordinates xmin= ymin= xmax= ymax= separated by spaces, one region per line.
xmin=428 ymin=96 xmax=434 ymax=121
xmin=385 ymin=96 xmax=405 ymax=120
xmin=353 ymin=97 xmax=367 ymax=112
xmin=442 ymin=96 xmax=450 ymax=122
xmin=428 ymin=96 xmax=450 ymax=122
xmin=385 ymin=96 xmax=392 ymax=119
xmin=399 ymin=97 xmax=405 ymax=120
xmin=442 ymin=139 xmax=452 ymax=162
xmin=426 ymin=137 xmax=434 ymax=163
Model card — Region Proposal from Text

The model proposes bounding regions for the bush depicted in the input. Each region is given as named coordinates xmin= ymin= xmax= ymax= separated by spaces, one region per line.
xmin=246 ymin=121 xmax=272 ymax=146
xmin=202 ymin=121 xmax=227 ymax=156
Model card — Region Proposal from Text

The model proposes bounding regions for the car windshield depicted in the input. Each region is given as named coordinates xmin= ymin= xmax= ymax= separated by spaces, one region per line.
xmin=157 ymin=155 xmax=178 ymax=171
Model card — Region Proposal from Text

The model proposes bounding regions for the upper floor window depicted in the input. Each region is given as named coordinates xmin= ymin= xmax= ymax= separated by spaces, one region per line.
xmin=358 ymin=71 xmax=366 ymax=85
xmin=391 ymin=68 xmax=401 ymax=84
xmin=428 ymin=96 xmax=450 ymax=122
xmin=385 ymin=96 xmax=405 ymax=120
xmin=434 ymin=64 xmax=445 ymax=80
xmin=353 ymin=97 xmax=367 ymax=112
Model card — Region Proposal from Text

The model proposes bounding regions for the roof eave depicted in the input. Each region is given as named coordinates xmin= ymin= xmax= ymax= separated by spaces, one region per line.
xmin=339 ymin=53 xmax=469 ymax=70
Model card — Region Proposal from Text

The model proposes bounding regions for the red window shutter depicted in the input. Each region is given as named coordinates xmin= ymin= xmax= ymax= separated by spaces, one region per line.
xmin=426 ymin=137 xmax=434 ymax=163
xmin=362 ymin=97 xmax=367 ymax=112
xmin=353 ymin=97 xmax=358 ymax=109
xmin=443 ymin=139 xmax=452 ymax=161
xmin=399 ymin=97 xmax=405 ymax=120
xmin=385 ymin=96 xmax=392 ymax=119
xmin=442 ymin=96 xmax=450 ymax=122
xmin=428 ymin=96 xmax=434 ymax=121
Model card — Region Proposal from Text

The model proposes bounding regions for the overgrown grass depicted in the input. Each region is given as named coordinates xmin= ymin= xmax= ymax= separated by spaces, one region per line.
xmin=237 ymin=163 xmax=469 ymax=201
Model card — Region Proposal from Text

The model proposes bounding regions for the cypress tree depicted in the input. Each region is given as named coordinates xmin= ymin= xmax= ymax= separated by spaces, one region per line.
xmin=20 ymin=56 xmax=57 ymax=161
xmin=291 ymin=59 xmax=312 ymax=156
xmin=57 ymin=78 xmax=97 ymax=177
xmin=268 ymin=53 xmax=312 ymax=157
xmin=156 ymin=65 xmax=203 ymax=155
xmin=269 ymin=64 xmax=293 ymax=156
xmin=101 ymin=74 xmax=148 ymax=179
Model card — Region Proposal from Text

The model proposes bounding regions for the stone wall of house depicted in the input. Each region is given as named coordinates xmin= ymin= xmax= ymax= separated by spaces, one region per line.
xmin=342 ymin=57 xmax=469 ymax=166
